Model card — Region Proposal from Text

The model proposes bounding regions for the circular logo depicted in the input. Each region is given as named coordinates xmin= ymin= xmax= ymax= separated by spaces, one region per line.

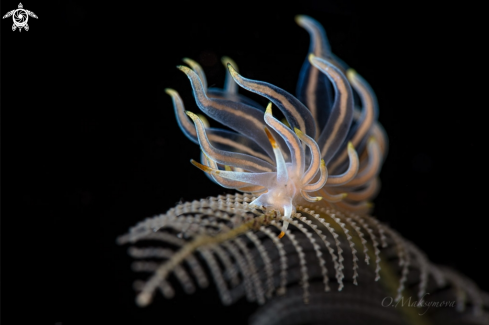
xmin=13 ymin=9 xmax=28 ymax=27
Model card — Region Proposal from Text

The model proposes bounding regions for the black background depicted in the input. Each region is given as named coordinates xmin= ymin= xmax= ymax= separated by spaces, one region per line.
xmin=3 ymin=1 xmax=487 ymax=324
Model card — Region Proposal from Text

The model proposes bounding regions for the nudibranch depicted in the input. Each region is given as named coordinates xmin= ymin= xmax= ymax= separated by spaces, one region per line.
xmin=165 ymin=15 xmax=387 ymax=238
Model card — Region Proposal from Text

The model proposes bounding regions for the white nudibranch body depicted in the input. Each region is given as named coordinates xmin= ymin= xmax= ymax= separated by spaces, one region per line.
xmin=189 ymin=103 xmax=346 ymax=237
xmin=167 ymin=15 xmax=387 ymax=237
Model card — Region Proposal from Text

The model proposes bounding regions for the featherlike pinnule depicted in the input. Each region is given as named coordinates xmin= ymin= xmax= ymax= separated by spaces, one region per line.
xmin=118 ymin=194 xmax=489 ymax=323
xmin=118 ymin=15 xmax=489 ymax=325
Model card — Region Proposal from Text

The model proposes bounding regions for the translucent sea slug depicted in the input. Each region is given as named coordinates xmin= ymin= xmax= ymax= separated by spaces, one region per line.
xmin=118 ymin=15 xmax=488 ymax=324
xmin=167 ymin=23 xmax=385 ymax=237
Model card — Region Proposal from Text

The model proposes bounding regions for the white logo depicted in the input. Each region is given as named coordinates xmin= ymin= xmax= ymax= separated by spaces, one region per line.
xmin=3 ymin=3 xmax=38 ymax=32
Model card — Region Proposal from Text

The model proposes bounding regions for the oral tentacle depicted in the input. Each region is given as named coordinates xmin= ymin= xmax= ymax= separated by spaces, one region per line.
xmin=328 ymin=69 xmax=377 ymax=172
xmin=300 ymin=190 xmax=323 ymax=202
xmin=221 ymin=56 xmax=239 ymax=95
xmin=339 ymin=178 xmax=379 ymax=203
xmin=187 ymin=111 xmax=275 ymax=173
xmin=206 ymin=57 xmax=266 ymax=110
xmin=190 ymin=159 xmax=276 ymax=188
xmin=303 ymin=159 xmax=327 ymax=192
xmin=344 ymin=137 xmax=381 ymax=188
xmin=264 ymin=125 xmax=288 ymax=185
xmin=295 ymin=15 xmax=335 ymax=137
xmin=182 ymin=58 xmax=208 ymax=90
xmin=165 ymin=89 xmax=199 ymax=144
xmin=294 ymin=127 xmax=321 ymax=185
xmin=310 ymin=54 xmax=354 ymax=165
xmin=227 ymin=63 xmax=316 ymax=138
xmin=326 ymin=142 xmax=359 ymax=186
xmin=317 ymin=188 xmax=347 ymax=203
xmin=178 ymin=65 xmax=277 ymax=159
xmin=201 ymin=152 xmax=256 ymax=189
xmin=264 ymin=103 xmax=305 ymax=177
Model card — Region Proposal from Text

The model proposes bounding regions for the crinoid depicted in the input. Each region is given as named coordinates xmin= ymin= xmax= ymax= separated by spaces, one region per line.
xmin=118 ymin=16 xmax=489 ymax=325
